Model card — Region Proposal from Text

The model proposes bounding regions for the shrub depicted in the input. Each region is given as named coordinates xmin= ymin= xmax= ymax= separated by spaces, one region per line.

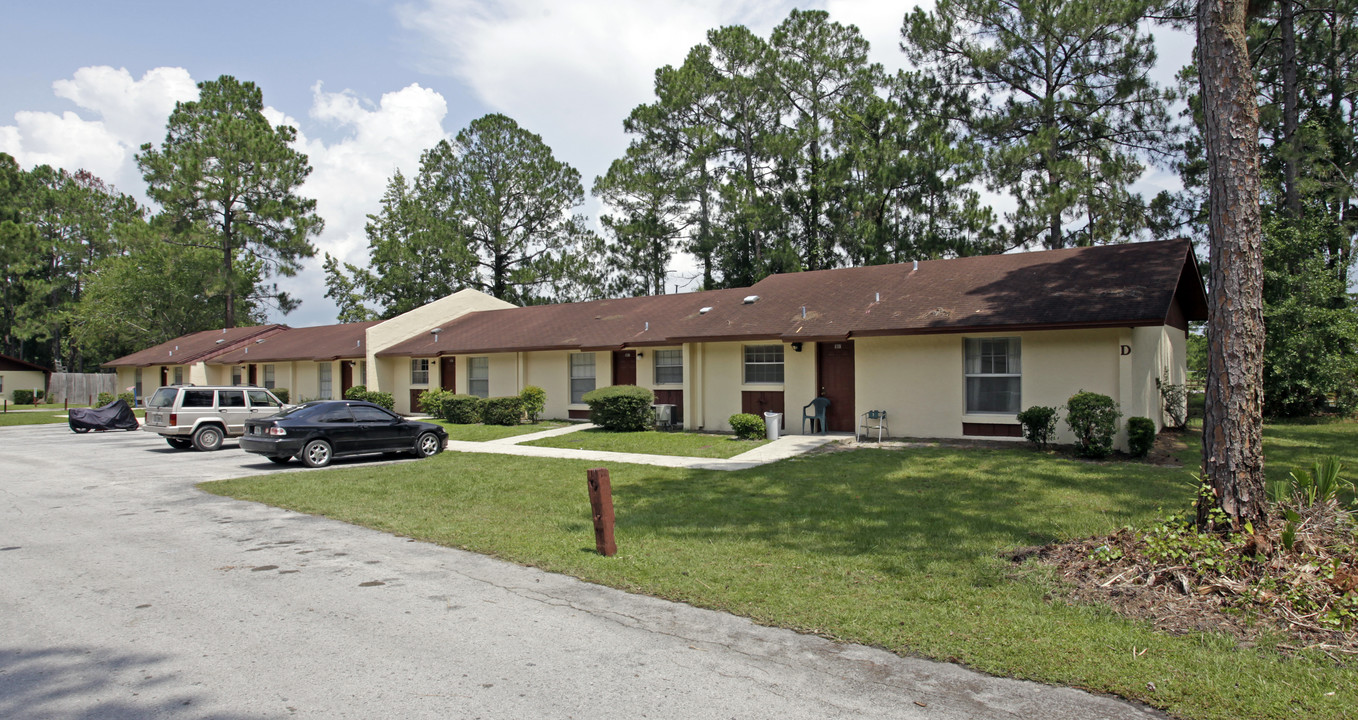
xmin=729 ymin=413 xmax=765 ymax=440
xmin=1127 ymin=416 xmax=1156 ymax=458
xmin=273 ymin=388 xmax=290 ymax=404
xmin=118 ymin=391 xmax=136 ymax=406
xmin=13 ymin=390 xmax=35 ymax=404
xmin=481 ymin=396 xmax=525 ymax=426
xmin=97 ymin=391 xmax=115 ymax=406
xmin=1065 ymin=390 xmax=1121 ymax=458
xmin=1016 ymin=405 xmax=1059 ymax=450
xmin=583 ymin=385 xmax=654 ymax=431
xmin=343 ymin=385 xmax=394 ymax=410
xmin=443 ymin=394 xmax=484 ymax=424
xmin=520 ymin=385 xmax=546 ymax=422
xmin=1156 ymin=373 xmax=1187 ymax=429
xmin=418 ymin=388 xmax=454 ymax=418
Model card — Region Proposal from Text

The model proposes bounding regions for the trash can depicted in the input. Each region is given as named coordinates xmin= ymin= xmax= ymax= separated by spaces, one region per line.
xmin=764 ymin=412 xmax=782 ymax=441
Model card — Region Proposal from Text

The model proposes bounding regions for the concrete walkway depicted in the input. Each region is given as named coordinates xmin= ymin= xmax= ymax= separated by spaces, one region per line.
xmin=444 ymin=422 xmax=845 ymax=470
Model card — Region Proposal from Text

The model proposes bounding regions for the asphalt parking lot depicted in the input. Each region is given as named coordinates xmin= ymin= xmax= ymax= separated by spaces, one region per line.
xmin=0 ymin=424 xmax=1164 ymax=719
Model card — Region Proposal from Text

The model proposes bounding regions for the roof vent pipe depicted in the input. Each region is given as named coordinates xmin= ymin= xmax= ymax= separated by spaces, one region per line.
xmin=645 ymin=321 xmax=649 ymax=331
xmin=875 ymin=292 xmax=880 ymax=302
xmin=801 ymin=306 xmax=806 ymax=319
xmin=913 ymin=260 xmax=918 ymax=271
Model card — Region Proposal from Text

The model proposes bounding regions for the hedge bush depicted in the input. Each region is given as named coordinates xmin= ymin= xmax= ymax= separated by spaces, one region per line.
xmin=12 ymin=390 xmax=36 ymax=404
xmin=1065 ymin=390 xmax=1122 ymax=458
xmin=481 ymin=396 xmax=525 ymax=426
xmin=729 ymin=413 xmax=765 ymax=440
xmin=1016 ymin=405 xmax=1059 ymax=450
xmin=343 ymin=385 xmax=394 ymax=410
xmin=97 ymin=391 xmax=115 ymax=406
xmin=583 ymin=385 xmax=654 ymax=431
xmin=273 ymin=388 xmax=290 ymax=404
xmin=520 ymin=385 xmax=546 ymax=422
xmin=1127 ymin=416 xmax=1156 ymax=458
xmin=418 ymin=388 xmax=454 ymax=418
xmin=444 ymin=394 xmax=484 ymax=424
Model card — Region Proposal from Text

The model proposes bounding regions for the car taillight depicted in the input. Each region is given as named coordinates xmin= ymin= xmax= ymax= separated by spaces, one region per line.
xmin=266 ymin=426 xmax=287 ymax=436
xmin=169 ymin=413 xmax=177 ymax=426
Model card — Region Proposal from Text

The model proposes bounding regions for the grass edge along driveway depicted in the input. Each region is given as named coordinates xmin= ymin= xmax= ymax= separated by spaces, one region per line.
xmin=202 ymin=440 xmax=1356 ymax=720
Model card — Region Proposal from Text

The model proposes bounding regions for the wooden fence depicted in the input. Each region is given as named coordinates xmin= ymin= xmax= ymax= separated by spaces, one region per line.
xmin=47 ymin=373 xmax=120 ymax=405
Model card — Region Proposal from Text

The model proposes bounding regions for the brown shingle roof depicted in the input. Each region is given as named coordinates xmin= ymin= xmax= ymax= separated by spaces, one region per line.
xmin=209 ymin=321 xmax=380 ymax=364
xmin=102 ymin=325 xmax=287 ymax=368
xmin=0 ymin=354 xmax=52 ymax=373
xmin=378 ymin=239 xmax=1204 ymax=357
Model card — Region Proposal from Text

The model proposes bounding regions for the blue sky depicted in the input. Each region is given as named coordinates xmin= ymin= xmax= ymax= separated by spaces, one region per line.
xmin=2 ymin=1 xmax=1192 ymax=328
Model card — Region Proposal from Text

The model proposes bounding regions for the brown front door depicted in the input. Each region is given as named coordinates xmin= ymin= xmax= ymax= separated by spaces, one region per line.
xmin=440 ymin=357 xmax=456 ymax=391
xmin=817 ymin=340 xmax=855 ymax=432
xmin=340 ymin=361 xmax=354 ymax=396
xmin=612 ymin=350 xmax=637 ymax=386
xmin=160 ymin=367 xmax=168 ymax=386
xmin=409 ymin=389 xmax=425 ymax=414
xmin=248 ymin=364 xmax=257 ymax=386
xmin=741 ymin=391 xmax=785 ymax=429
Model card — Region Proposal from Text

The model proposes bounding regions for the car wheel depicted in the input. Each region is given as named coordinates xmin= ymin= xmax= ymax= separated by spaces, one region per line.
xmin=414 ymin=431 xmax=443 ymax=458
xmin=73 ymin=427 xmax=90 ymax=434
xmin=301 ymin=439 xmax=332 ymax=468
xmin=192 ymin=425 xmax=224 ymax=452
xmin=267 ymin=455 xmax=292 ymax=465
xmin=166 ymin=438 xmax=192 ymax=450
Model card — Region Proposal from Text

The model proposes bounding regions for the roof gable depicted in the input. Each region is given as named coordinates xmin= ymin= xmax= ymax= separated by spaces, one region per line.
xmin=102 ymin=325 xmax=287 ymax=368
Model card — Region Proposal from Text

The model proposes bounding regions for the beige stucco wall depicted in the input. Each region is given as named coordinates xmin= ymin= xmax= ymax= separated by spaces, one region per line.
xmin=2 ymin=370 xmax=47 ymax=401
xmin=366 ymin=289 xmax=516 ymax=399
xmin=388 ymin=357 xmax=436 ymax=413
xmin=692 ymin=341 xmax=792 ymax=432
xmin=853 ymin=327 xmax=1187 ymax=450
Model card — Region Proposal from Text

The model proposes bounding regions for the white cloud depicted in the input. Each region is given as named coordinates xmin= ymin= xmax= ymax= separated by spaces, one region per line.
xmin=0 ymin=66 xmax=196 ymax=194
xmin=272 ymin=83 xmax=454 ymax=325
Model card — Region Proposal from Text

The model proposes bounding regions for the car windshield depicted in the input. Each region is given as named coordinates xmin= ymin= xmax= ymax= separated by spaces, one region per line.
xmin=147 ymin=387 xmax=177 ymax=408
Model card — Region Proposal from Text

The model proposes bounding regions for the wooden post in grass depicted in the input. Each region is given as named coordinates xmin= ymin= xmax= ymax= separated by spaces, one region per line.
xmin=586 ymin=468 xmax=617 ymax=556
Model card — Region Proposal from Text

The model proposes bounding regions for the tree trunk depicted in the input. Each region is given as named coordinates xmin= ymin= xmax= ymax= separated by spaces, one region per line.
xmin=1280 ymin=0 xmax=1301 ymax=218
xmin=1197 ymin=0 xmax=1269 ymax=530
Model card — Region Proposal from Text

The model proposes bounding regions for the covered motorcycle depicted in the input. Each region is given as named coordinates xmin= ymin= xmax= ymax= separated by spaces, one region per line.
xmin=68 ymin=399 xmax=140 ymax=433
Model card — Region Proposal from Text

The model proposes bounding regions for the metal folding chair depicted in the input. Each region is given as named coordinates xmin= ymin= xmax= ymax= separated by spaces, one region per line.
xmin=859 ymin=410 xmax=888 ymax=442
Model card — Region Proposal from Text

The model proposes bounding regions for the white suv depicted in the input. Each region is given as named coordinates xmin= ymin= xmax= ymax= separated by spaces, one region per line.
xmin=143 ymin=385 xmax=288 ymax=451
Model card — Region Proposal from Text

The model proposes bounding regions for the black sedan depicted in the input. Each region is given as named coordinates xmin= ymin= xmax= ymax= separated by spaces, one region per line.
xmin=239 ymin=400 xmax=447 ymax=468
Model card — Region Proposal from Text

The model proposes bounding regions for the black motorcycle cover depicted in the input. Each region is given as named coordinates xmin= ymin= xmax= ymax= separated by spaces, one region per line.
xmin=68 ymin=399 xmax=140 ymax=432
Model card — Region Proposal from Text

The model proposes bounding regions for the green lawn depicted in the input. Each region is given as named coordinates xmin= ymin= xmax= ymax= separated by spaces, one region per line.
xmin=431 ymin=419 xmax=569 ymax=442
xmin=0 ymin=407 xmax=146 ymax=427
xmin=523 ymin=427 xmax=770 ymax=459
xmin=203 ymin=419 xmax=1358 ymax=720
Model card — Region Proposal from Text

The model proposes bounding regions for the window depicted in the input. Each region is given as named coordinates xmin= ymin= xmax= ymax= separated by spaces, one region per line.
xmin=173 ymin=367 xmax=183 ymax=385
xmin=569 ymin=353 xmax=595 ymax=403
xmin=965 ymin=337 xmax=1021 ymax=414
xmin=315 ymin=405 xmax=353 ymax=423
xmin=356 ymin=361 xmax=366 ymax=386
xmin=743 ymin=345 xmax=784 ymax=384
xmin=654 ymin=349 xmax=683 ymax=385
xmin=318 ymin=363 xmax=333 ymax=399
xmin=263 ymin=364 xmax=275 ymax=389
xmin=246 ymin=390 xmax=279 ymax=408
xmin=182 ymin=389 xmax=214 ymax=408
xmin=468 ymin=357 xmax=489 ymax=398
xmin=351 ymin=405 xmax=396 ymax=423
xmin=134 ymin=368 xmax=143 ymax=397
xmin=411 ymin=358 xmax=430 ymax=385
xmin=231 ymin=366 xmax=243 ymax=386
xmin=218 ymin=390 xmax=246 ymax=408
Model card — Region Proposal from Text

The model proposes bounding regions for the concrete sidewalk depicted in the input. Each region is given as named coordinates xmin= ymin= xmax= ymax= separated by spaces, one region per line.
xmin=445 ymin=422 xmax=845 ymax=470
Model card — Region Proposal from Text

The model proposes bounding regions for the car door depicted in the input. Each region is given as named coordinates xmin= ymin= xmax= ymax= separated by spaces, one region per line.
xmin=312 ymin=404 xmax=359 ymax=453
xmin=245 ymin=389 xmax=282 ymax=420
xmin=348 ymin=404 xmax=407 ymax=452
xmin=216 ymin=390 xmax=249 ymax=436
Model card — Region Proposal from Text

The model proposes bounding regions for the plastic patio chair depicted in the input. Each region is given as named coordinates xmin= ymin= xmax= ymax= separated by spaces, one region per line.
xmin=859 ymin=410 xmax=888 ymax=442
xmin=802 ymin=397 xmax=830 ymax=435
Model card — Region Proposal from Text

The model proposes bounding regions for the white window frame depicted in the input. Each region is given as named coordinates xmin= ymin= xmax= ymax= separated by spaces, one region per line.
xmin=134 ymin=368 xmax=142 ymax=397
xmin=173 ymin=366 xmax=183 ymax=385
xmin=653 ymin=349 xmax=683 ymax=385
xmin=411 ymin=358 xmax=430 ymax=385
xmin=468 ymin=357 xmax=489 ymax=398
xmin=318 ymin=363 xmax=333 ymax=399
xmin=743 ymin=345 xmax=784 ymax=385
xmin=263 ymin=364 xmax=275 ymax=389
xmin=231 ymin=366 xmax=243 ymax=386
xmin=964 ymin=337 xmax=1021 ymax=414
xmin=570 ymin=353 xmax=596 ymax=404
